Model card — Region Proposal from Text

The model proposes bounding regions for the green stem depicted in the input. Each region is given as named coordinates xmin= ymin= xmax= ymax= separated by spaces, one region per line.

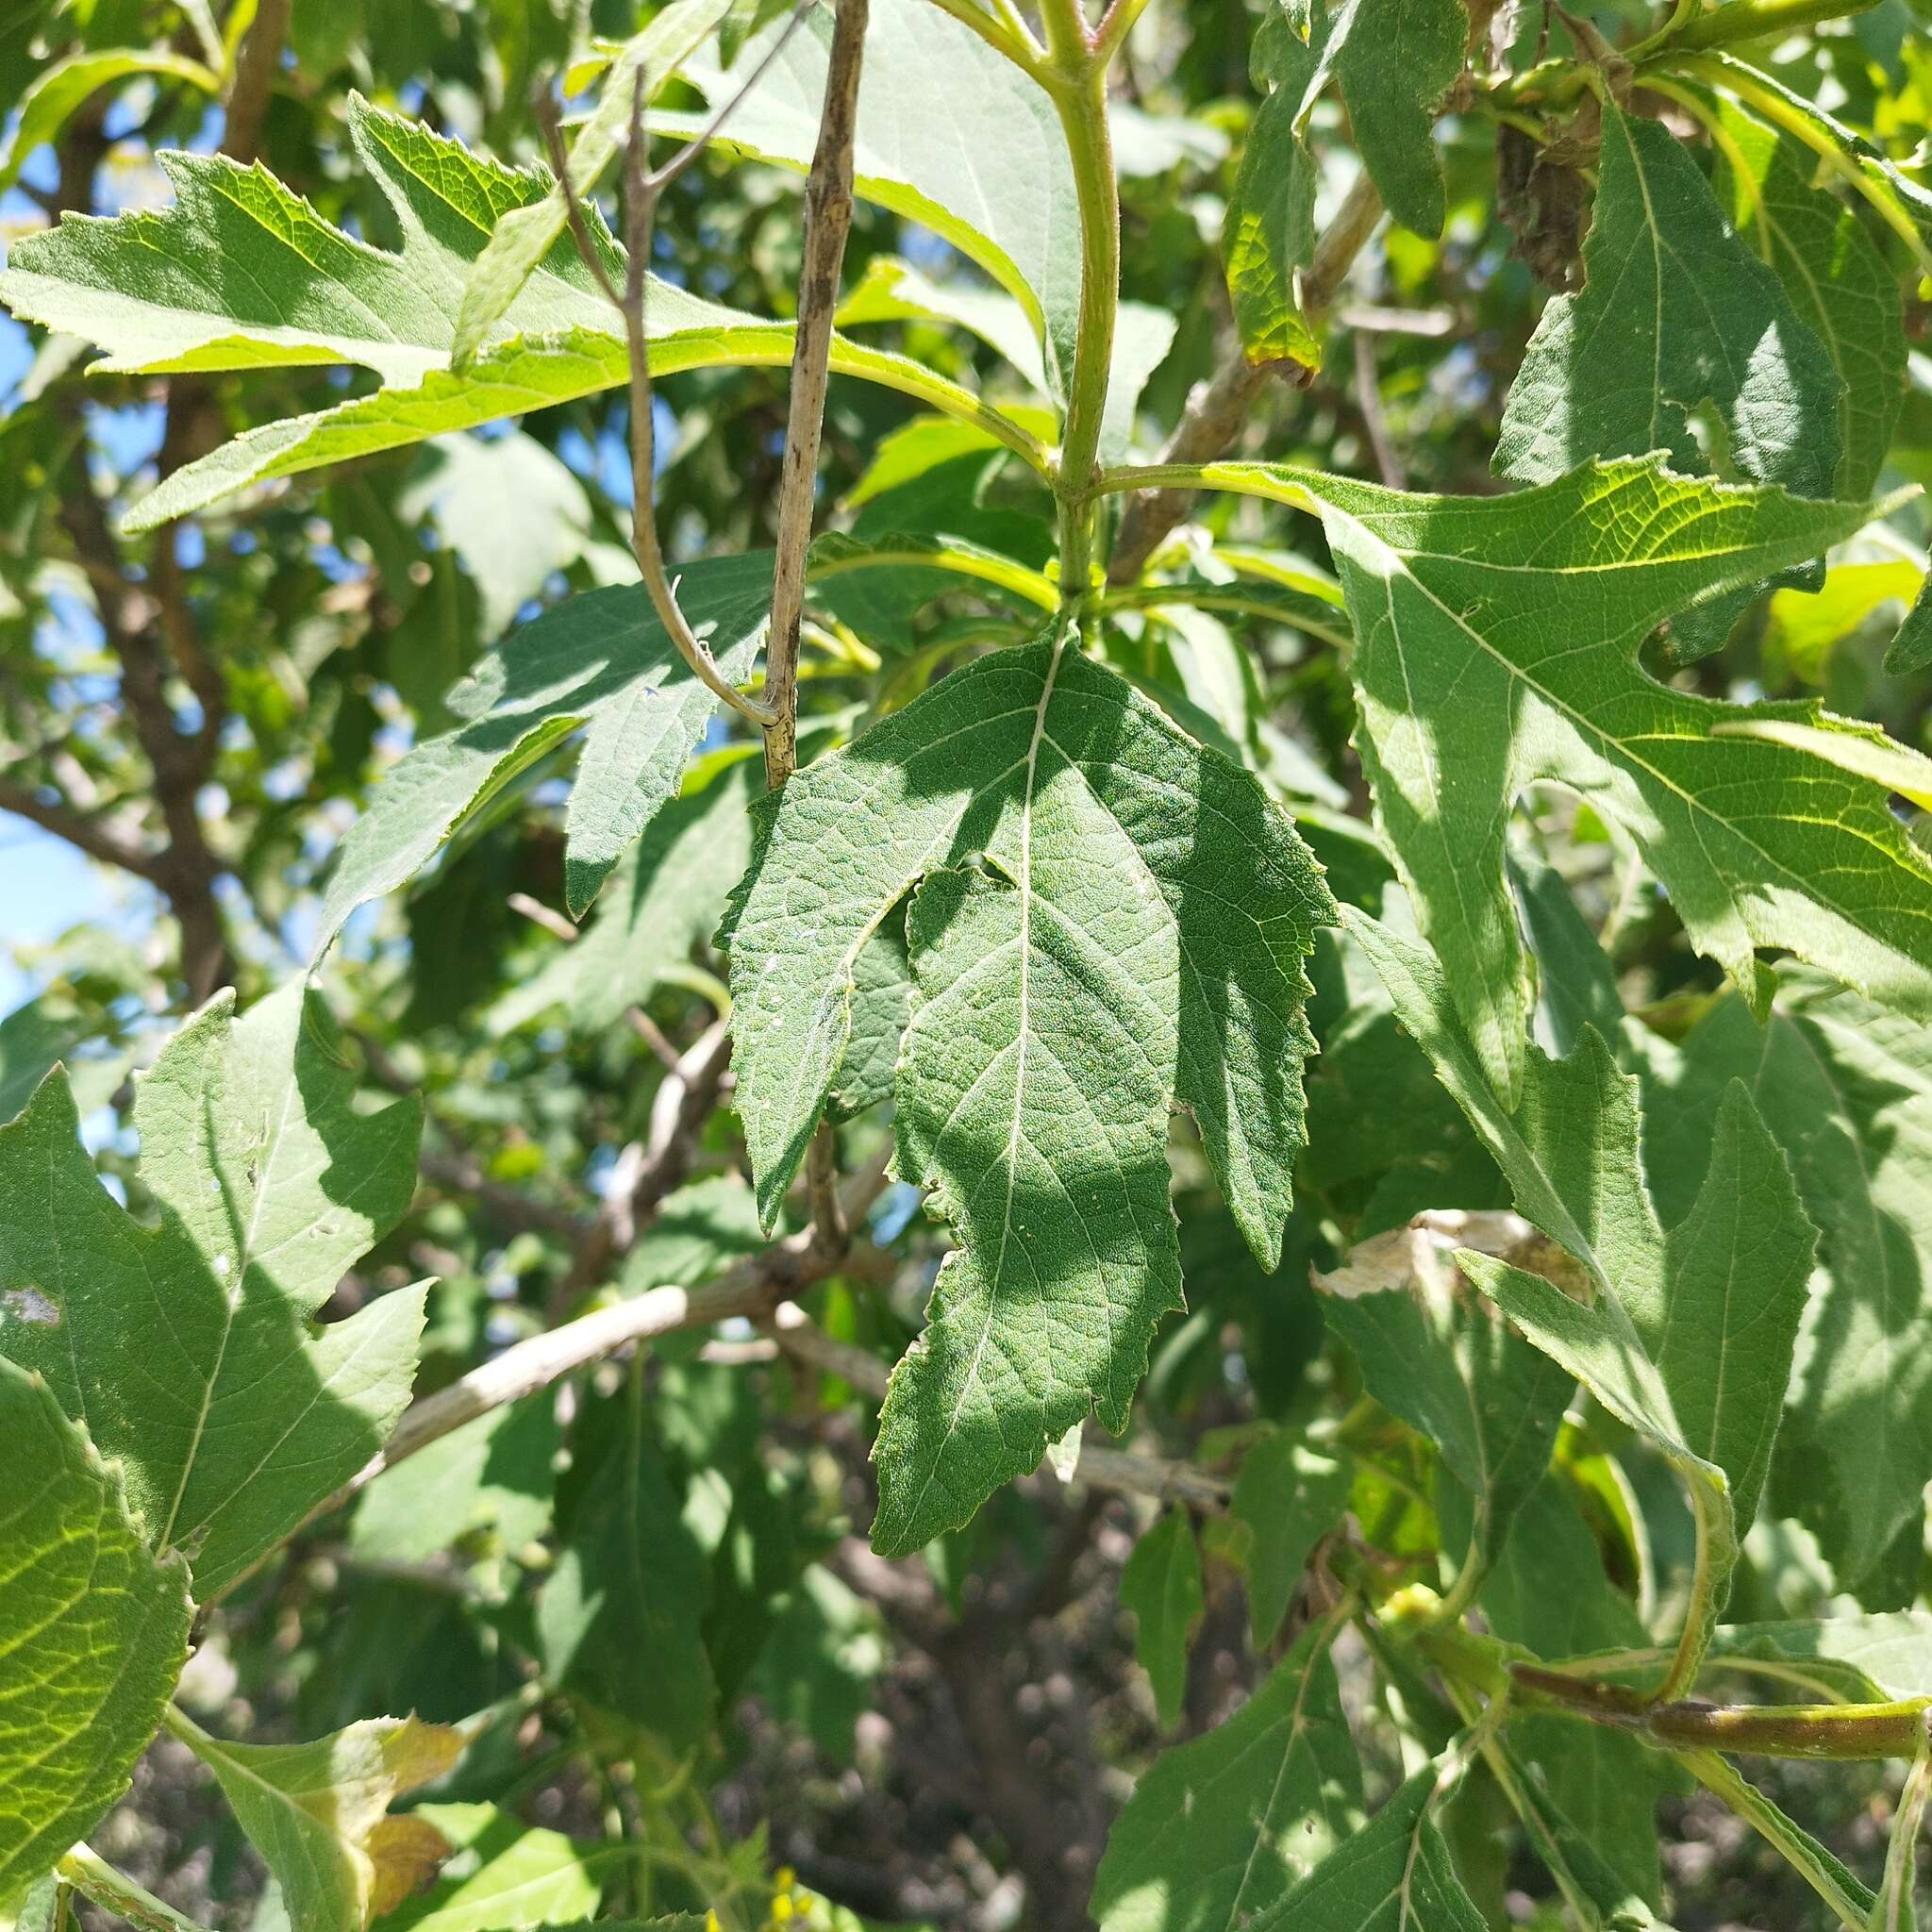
xmin=1673 ymin=0 xmax=1879 ymax=49
xmin=1037 ymin=5 xmax=1119 ymax=608
xmin=56 ymin=1849 xmax=213 ymax=1932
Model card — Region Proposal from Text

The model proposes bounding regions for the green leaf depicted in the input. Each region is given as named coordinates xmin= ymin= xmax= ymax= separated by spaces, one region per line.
xmin=491 ymin=750 xmax=760 ymax=1037
xmin=1248 ymin=1761 xmax=1489 ymax=1931
xmin=1497 ymin=105 xmax=1842 ymax=507
xmin=0 ymin=48 xmax=220 ymax=192
xmin=1705 ymin=95 xmax=1907 ymax=500
xmin=1186 ymin=455 xmax=1924 ymax=1105
xmin=0 ymin=1361 xmax=192 ymax=1918
xmin=1710 ymin=712 xmax=1932 ymax=813
xmin=0 ymin=986 xmax=425 ymax=1596
xmin=167 ymin=1708 xmax=462 ymax=1932
xmin=449 ymin=0 xmax=729 ymax=365
xmin=398 ymin=432 xmax=592 ymax=639
xmin=1327 ymin=0 xmax=1463 ymax=239
xmin=1446 ymin=1476 xmax=1667 ymax=1906
xmin=1229 ymin=1432 xmax=1350 ymax=1648
xmin=0 ymin=99 xmax=1045 ymax=531
xmin=377 ymin=1807 xmax=605 ymax=1932
xmin=1679 ymin=52 xmax=1932 ymax=276
xmin=317 ymin=559 xmax=774 ymax=945
xmin=1458 ymin=1250 xmax=1737 ymax=1694
xmin=724 ymin=625 xmax=1334 ymax=1552
xmin=1871 ymin=1732 xmax=1932 ymax=1932
xmin=824 ymin=914 xmax=914 ymax=1124
xmin=1345 ymin=912 xmax=1815 ymax=1674
xmin=349 ymin=1394 xmax=558 ymax=1564
xmin=664 ymin=0 xmax=1083 ymax=397
xmin=1120 ymin=1509 xmax=1205 ymax=1729
xmin=1317 ymin=1213 xmax=1574 ymax=1590
xmin=1699 ymin=1613 xmax=1932 ymax=1703
xmin=1508 ymin=846 xmax=1624 ymax=1062
xmin=1 ymin=97 xmax=608 ymax=387
xmin=1634 ymin=969 xmax=1932 ymax=1591
xmin=1357 ymin=910 xmax=1810 ymax=1538
xmin=1644 ymin=1081 xmax=1815 ymax=1534
xmin=1223 ymin=70 xmax=1322 ymax=368
xmin=1884 ymin=575 xmax=1932 ymax=675
xmin=620 ymin=1175 xmax=769 ymax=1298
xmin=535 ymin=1380 xmax=716 ymax=1753
xmin=1090 ymin=1615 xmax=1363 ymax=1932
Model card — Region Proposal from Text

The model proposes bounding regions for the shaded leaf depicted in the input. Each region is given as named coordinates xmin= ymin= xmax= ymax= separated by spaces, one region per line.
xmin=1497 ymin=105 xmax=1842 ymax=507
xmin=0 ymin=986 xmax=425 ymax=1595
xmin=535 ymin=1381 xmax=715 ymax=1752
xmin=1120 ymin=1509 xmax=1205 ymax=1729
xmin=1635 ymin=969 xmax=1932 ymax=1591
xmin=1318 ymin=1211 xmax=1574 ymax=1587
xmin=0 ymin=1362 xmax=192 ymax=1917
xmin=318 ymin=558 xmax=774 ymax=943
xmin=1229 ymin=1432 xmax=1350 ymax=1648
xmin=1091 ymin=1616 xmax=1363 ymax=1932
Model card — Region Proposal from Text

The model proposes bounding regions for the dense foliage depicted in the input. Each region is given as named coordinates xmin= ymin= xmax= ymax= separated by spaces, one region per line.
xmin=4 ymin=0 xmax=1932 ymax=1927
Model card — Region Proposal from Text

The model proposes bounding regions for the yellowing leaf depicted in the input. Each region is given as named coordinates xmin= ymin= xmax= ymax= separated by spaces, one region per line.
xmin=168 ymin=1708 xmax=462 ymax=1932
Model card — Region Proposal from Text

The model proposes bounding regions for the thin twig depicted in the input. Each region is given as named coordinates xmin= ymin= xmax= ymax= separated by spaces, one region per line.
xmin=761 ymin=0 xmax=869 ymax=788
xmin=641 ymin=0 xmax=817 ymax=199
xmin=537 ymin=93 xmax=778 ymax=728
xmin=507 ymin=891 xmax=579 ymax=942
xmin=1352 ymin=326 xmax=1405 ymax=488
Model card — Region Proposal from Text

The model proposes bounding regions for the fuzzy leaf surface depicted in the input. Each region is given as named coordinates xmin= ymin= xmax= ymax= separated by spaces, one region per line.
xmin=725 ymin=628 xmax=1333 ymax=1552
xmin=0 ymin=1363 xmax=192 ymax=1916
xmin=0 ymin=986 xmax=425 ymax=1595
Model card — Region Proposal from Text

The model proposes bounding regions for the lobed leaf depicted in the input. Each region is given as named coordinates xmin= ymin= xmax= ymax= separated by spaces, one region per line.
xmin=1181 ymin=455 xmax=1928 ymax=1106
xmin=0 ymin=985 xmax=425 ymax=1596
xmin=317 ymin=558 xmax=774 ymax=945
xmin=0 ymin=97 xmax=1045 ymax=530
xmin=724 ymin=625 xmax=1334 ymax=1551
